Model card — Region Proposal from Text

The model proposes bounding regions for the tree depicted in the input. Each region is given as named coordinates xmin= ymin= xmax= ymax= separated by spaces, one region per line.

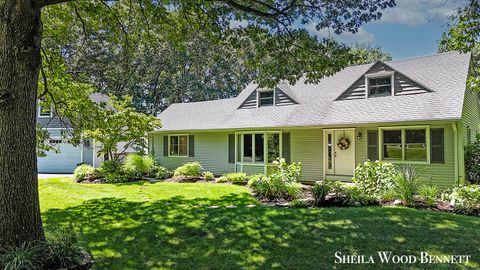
xmin=84 ymin=96 xmax=161 ymax=161
xmin=0 ymin=0 xmax=396 ymax=247
xmin=439 ymin=0 xmax=479 ymax=93
xmin=349 ymin=44 xmax=392 ymax=65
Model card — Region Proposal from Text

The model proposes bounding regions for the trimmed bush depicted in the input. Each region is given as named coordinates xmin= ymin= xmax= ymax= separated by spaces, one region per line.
xmin=73 ymin=164 xmax=95 ymax=182
xmin=418 ymin=184 xmax=438 ymax=207
xmin=46 ymin=228 xmax=84 ymax=268
xmin=202 ymin=171 xmax=215 ymax=181
xmin=98 ymin=160 xmax=122 ymax=175
xmin=394 ymin=165 xmax=420 ymax=206
xmin=173 ymin=162 xmax=203 ymax=177
xmin=353 ymin=160 xmax=397 ymax=197
xmin=218 ymin=173 xmax=247 ymax=184
xmin=97 ymin=160 xmax=130 ymax=183
xmin=0 ymin=242 xmax=44 ymax=270
xmin=155 ymin=166 xmax=172 ymax=180
xmin=312 ymin=178 xmax=343 ymax=206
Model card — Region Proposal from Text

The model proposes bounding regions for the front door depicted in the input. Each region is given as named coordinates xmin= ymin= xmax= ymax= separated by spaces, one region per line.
xmin=325 ymin=129 xmax=355 ymax=176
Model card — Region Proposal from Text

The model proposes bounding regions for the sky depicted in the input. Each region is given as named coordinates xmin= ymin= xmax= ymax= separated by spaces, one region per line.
xmin=307 ymin=0 xmax=469 ymax=59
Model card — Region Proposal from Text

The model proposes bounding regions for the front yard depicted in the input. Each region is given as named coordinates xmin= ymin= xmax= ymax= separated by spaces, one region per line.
xmin=40 ymin=178 xmax=480 ymax=270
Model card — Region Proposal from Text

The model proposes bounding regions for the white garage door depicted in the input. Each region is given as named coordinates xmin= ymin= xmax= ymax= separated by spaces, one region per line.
xmin=38 ymin=142 xmax=82 ymax=173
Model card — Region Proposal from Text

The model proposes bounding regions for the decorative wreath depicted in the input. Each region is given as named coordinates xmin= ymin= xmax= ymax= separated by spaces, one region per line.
xmin=336 ymin=137 xmax=350 ymax=150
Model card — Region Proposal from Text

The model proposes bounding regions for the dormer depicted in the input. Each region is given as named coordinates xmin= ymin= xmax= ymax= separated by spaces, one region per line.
xmin=238 ymin=86 xmax=297 ymax=109
xmin=336 ymin=61 xmax=432 ymax=101
xmin=37 ymin=99 xmax=53 ymax=118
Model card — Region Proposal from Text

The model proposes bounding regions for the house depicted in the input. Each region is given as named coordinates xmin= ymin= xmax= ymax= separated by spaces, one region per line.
xmin=37 ymin=93 xmax=134 ymax=173
xmin=149 ymin=52 xmax=479 ymax=188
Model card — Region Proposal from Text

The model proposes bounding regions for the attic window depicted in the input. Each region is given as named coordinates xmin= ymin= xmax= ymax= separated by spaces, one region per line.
xmin=258 ymin=90 xmax=274 ymax=107
xmin=365 ymin=72 xmax=394 ymax=97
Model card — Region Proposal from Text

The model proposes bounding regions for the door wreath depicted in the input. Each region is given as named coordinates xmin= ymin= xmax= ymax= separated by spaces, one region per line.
xmin=336 ymin=137 xmax=350 ymax=150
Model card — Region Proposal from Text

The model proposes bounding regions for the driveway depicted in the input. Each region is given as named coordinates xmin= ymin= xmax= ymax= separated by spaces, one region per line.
xmin=38 ymin=174 xmax=73 ymax=179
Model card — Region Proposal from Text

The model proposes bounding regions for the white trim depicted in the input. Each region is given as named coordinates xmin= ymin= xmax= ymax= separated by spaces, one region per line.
xmin=257 ymin=89 xmax=275 ymax=107
xmin=235 ymin=131 xmax=282 ymax=173
xmin=167 ymin=134 xmax=189 ymax=157
xmin=365 ymin=72 xmax=395 ymax=98
xmin=37 ymin=104 xmax=53 ymax=118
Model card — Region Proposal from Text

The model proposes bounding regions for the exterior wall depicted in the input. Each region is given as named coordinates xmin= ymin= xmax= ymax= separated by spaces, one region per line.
xmin=153 ymin=132 xmax=235 ymax=174
xmin=461 ymin=90 xmax=480 ymax=143
xmin=355 ymin=123 xmax=457 ymax=189
xmin=289 ymin=128 xmax=323 ymax=182
xmin=153 ymin=122 xmax=458 ymax=189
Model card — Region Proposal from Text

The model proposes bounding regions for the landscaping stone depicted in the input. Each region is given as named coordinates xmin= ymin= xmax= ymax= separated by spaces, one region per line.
xmin=208 ymin=205 xmax=220 ymax=209
xmin=393 ymin=199 xmax=403 ymax=206
xmin=245 ymin=204 xmax=256 ymax=208
xmin=276 ymin=202 xmax=290 ymax=207
xmin=262 ymin=202 xmax=276 ymax=207
xmin=226 ymin=205 xmax=237 ymax=208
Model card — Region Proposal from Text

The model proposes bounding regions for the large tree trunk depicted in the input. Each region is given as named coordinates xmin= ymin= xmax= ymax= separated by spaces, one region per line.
xmin=0 ymin=0 xmax=45 ymax=246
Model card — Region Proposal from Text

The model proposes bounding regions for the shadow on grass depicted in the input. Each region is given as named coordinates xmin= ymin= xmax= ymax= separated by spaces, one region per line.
xmin=42 ymin=195 xmax=480 ymax=270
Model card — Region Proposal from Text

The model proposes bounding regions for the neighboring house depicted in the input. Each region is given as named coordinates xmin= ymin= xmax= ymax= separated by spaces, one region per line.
xmin=149 ymin=52 xmax=479 ymax=188
xmin=37 ymin=93 xmax=133 ymax=173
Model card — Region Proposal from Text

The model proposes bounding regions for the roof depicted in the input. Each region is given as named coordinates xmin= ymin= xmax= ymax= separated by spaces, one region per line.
xmin=157 ymin=51 xmax=472 ymax=132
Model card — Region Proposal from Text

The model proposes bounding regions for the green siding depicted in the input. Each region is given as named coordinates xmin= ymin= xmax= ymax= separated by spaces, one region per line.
xmin=289 ymin=128 xmax=323 ymax=182
xmin=152 ymin=123 xmax=458 ymax=188
xmin=461 ymin=90 xmax=480 ymax=143
xmin=242 ymin=165 xmax=265 ymax=175
xmin=355 ymin=124 xmax=456 ymax=189
xmin=153 ymin=132 xmax=234 ymax=174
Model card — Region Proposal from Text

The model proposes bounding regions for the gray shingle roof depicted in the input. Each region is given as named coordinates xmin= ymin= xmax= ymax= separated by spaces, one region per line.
xmin=157 ymin=51 xmax=471 ymax=132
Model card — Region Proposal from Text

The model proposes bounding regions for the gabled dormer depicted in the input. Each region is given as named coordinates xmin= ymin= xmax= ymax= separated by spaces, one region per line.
xmin=336 ymin=61 xmax=433 ymax=101
xmin=238 ymin=86 xmax=297 ymax=109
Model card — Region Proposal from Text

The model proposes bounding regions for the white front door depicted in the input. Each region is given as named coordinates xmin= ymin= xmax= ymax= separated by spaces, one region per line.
xmin=325 ymin=129 xmax=355 ymax=176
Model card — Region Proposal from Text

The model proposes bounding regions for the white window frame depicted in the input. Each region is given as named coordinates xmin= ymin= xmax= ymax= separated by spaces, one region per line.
xmin=168 ymin=134 xmax=189 ymax=157
xmin=365 ymin=71 xmax=395 ymax=98
xmin=378 ymin=125 xmax=430 ymax=164
xmin=257 ymin=89 xmax=275 ymax=107
xmin=234 ymin=131 xmax=283 ymax=174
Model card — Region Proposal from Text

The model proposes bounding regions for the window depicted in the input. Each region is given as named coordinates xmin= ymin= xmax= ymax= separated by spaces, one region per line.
xmin=258 ymin=91 xmax=274 ymax=107
xmin=368 ymin=76 xmax=392 ymax=97
xmin=380 ymin=127 xmax=429 ymax=162
xmin=49 ymin=139 xmax=63 ymax=144
xmin=38 ymin=100 xmax=52 ymax=118
xmin=169 ymin=135 xmax=188 ymax=156
xmin=238 ymin=132 xmax=281 ymax=164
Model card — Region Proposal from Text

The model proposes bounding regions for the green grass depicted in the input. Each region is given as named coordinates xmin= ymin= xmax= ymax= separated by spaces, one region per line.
xmin=40 ymin=178 xmax=480 ymax=270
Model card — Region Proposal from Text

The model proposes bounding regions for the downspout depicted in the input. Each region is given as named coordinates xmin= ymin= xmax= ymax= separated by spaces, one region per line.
xmin=452 ymin=122 xmax=459 ymax=185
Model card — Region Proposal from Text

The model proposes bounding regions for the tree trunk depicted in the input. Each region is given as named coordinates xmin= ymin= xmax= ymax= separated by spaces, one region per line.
xmin=0 ymin=0 xmax=45 ymax=246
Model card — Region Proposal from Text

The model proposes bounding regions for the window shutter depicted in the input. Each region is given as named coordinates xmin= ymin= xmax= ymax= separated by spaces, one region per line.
xmin=163 ymin=136 xmax=168 ymax=157
xmin=189 ymin=135 xmax=195 ymax=157
xmin=367 ymin=130 xmax=379 ymax=161
xmin=228 ymin=134 xmax=235 ymax=163
xmin=431 ymin=128 xmax=444 ymax=163
xmin=282 ymin=132 xmax=291 ymax=163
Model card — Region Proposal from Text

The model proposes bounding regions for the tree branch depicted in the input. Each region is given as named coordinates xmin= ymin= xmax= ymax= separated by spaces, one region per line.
xmin=40 ymin=0 xmax=76 ymax=8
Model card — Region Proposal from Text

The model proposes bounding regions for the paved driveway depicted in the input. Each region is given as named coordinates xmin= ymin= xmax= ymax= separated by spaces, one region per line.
xmin=38 ymin=174 xmax=73 ymax=179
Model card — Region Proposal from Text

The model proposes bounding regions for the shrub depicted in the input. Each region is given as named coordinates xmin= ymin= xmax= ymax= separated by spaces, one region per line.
xmin=394 ymin=165 xmax=421 ymax=207
xmin=312 ymin=178 xmax=343 ymax=206
xmin=248 ymin=160 xmax=304 ymax=200
xmin=103 ymin=172 xmax=129 ymax=184
xmin=465 ymin=134 xmax=480 ymax=184
xmin=418 ymin=185 xmax=438 ymax=207
xmin=98 ymin=160 xmax=122 ymax=175
xmin=218 ymin=173 xmax=247 ymax=184
xmin=123 ymin=154 xmax=156 ymax=178
xmin=46 ymin=228 xmax=84 ymax=268
xmin=340 ymin=185 xmax=377 ymax=206
xmin=353 ymin=160 xmax=397 ymax=197
xmin=202 ymin=171 xmax=215 ymax=181
xmin=285 ymin=182 xmax=303 ymax=199
xmin=173 ymin=162 xmax=203 ymax=177
xmin=73 ymin=164 xmax=95 ymax=182
xmin=155 ymin=166 xmax=172 ymax=180
xmin=380 ymin=188 xmax=398 ymax=202
xmin=442 ymin=185 xmax=480 ymax=214
xmin=0 ymin=242 xmax=44 ymax=270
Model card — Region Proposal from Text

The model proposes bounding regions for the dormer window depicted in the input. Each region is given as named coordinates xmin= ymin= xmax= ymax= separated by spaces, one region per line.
xmin=365 ymin=71 xmax=395 ymax=98
xmin=38 ymin=100 xmax=53 ymax=118
xmin=258 ymin=90 xmax=274 ymax=107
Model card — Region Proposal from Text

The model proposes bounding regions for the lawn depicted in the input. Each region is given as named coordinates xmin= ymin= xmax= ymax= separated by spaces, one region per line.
xmin=39 ymin=178 xmax=480 ymax=270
